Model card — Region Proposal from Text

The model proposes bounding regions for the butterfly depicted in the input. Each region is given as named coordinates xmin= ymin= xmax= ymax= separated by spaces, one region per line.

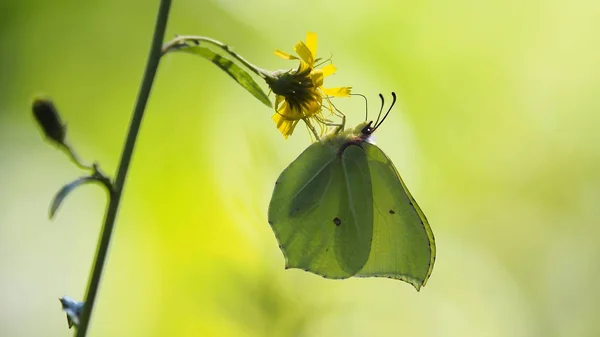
xmin=268 ymin=93 xmax=435 ymax=290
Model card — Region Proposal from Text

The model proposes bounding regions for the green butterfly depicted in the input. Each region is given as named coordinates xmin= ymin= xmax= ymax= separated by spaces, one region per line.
xmin=268 ymin=93 xmax=435 ymax=290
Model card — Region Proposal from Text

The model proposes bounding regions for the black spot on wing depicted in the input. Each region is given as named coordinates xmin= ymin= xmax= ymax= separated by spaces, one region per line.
xmin=333 ymin=217 xmax=342 ymax=226
xmin=389 ymin=210 xmax=395 ymax=214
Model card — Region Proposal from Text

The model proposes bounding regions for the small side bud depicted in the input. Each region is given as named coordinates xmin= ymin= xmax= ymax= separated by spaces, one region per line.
xmin=59 ymin=296 xmax=84 ymax=329
xmin=32 ymin=97 xmax=66 ymax=146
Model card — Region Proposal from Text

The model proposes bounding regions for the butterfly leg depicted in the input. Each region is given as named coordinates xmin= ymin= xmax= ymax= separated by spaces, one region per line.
xmin=329 ymin=107 xmax=346 ymax=133
xmin=316 ymin=96 xmax=346 ymax=134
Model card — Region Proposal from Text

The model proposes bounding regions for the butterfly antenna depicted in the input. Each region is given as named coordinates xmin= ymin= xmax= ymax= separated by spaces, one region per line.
xmin=374 ymin=92 xmax=397 ymax=130
xmin=350 ymin=93 xmax=369 ymax=121
xmin=374 ymin=93 xmax=385 ymax=127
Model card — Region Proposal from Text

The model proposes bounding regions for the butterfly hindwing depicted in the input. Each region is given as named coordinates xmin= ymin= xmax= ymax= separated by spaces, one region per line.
xmin=355 ymin=142 xmax=436 ymax=290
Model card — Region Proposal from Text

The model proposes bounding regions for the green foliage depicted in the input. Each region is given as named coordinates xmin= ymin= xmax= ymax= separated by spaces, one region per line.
xmin=6 ymin=0 xmax=600 ymax=336
xmin=178 ymin=45 xmax=272 ymax=108
xmin=49 ymin=176 xmax=103 ymax=219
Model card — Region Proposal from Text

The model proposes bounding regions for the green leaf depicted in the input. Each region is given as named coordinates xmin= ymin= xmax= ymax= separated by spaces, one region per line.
xmin=180 ymin=46 xmax=272 ymax=108
xmin=50 ymin=176 xmax=99 ymax=219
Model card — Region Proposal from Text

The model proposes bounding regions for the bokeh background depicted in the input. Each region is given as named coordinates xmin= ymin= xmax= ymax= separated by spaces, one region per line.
xmin=1 ymin=0 xmax=599 ymax=336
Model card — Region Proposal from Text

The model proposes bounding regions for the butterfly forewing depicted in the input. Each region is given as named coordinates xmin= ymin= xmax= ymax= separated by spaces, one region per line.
xmin=269 ymin=141 xmax=372 ymax=278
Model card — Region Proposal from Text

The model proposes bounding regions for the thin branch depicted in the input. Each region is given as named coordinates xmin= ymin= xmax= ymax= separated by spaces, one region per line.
xmin=75 ymin=0 xmax=172 ymax=335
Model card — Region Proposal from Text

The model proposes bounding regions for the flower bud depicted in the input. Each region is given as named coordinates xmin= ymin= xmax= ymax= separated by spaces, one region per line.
xmin=32 ymin=97 xmax=66 ymax=145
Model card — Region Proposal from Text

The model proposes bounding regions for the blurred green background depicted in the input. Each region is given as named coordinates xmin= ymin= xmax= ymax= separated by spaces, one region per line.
xmin=2 ymin=0 xmax=599 ymax=336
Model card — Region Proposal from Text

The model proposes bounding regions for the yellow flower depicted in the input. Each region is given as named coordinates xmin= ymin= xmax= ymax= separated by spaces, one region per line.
xmin=264 ymin=32 xmax=351 ymax=139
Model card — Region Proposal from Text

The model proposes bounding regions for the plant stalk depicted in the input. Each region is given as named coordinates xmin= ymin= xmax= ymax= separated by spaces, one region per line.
xmin=161 ymin=35 xmax=271 ymax=78
xmin=75 ymin=0 xmax=172 ymax=335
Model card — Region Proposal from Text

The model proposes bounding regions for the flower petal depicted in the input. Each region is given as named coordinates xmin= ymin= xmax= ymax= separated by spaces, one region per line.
xmin=322 ymin=87 xmax=352 ymax=97
xmin=305 ymin=99 xmax=322 ymax=118
xmin=272 ymin=112 xmax=299 ymax=138
xmin=311 ymin=70 xmax=324 ymax=87
xmin=322 ymin=64 xmax=337 ymax=77
xmin=277 ymin=101 xmax=303 ymax=120
xmin=274 ymin=94 xmax=284 ymax=108
xmin=298 ymin=60 xmax=311 ymax=73
xmin=294 ymin=41 xmax=314 ymax=66
xmin=305 ymin=32 xmax=318 ymax=59
xmin=274 ymin=49 xmax=298 ymax=60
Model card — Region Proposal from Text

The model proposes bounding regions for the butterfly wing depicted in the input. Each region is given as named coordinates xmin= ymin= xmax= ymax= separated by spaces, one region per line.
xmin=356 ymin=142 xmax=436 ymax=290
xmin=268 ymin=142 xmax=373 ymax=278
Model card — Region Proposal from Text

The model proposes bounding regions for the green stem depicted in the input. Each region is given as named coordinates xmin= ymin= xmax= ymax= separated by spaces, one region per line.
xmin=75 ymin=0 xmax=172 ymax=336
xmin=161 ymin=35 xmax=271 ymax=78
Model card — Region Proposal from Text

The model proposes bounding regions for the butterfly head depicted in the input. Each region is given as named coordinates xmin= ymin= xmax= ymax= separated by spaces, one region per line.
xmin=359 ymin=92 xmax=397 ymax=139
